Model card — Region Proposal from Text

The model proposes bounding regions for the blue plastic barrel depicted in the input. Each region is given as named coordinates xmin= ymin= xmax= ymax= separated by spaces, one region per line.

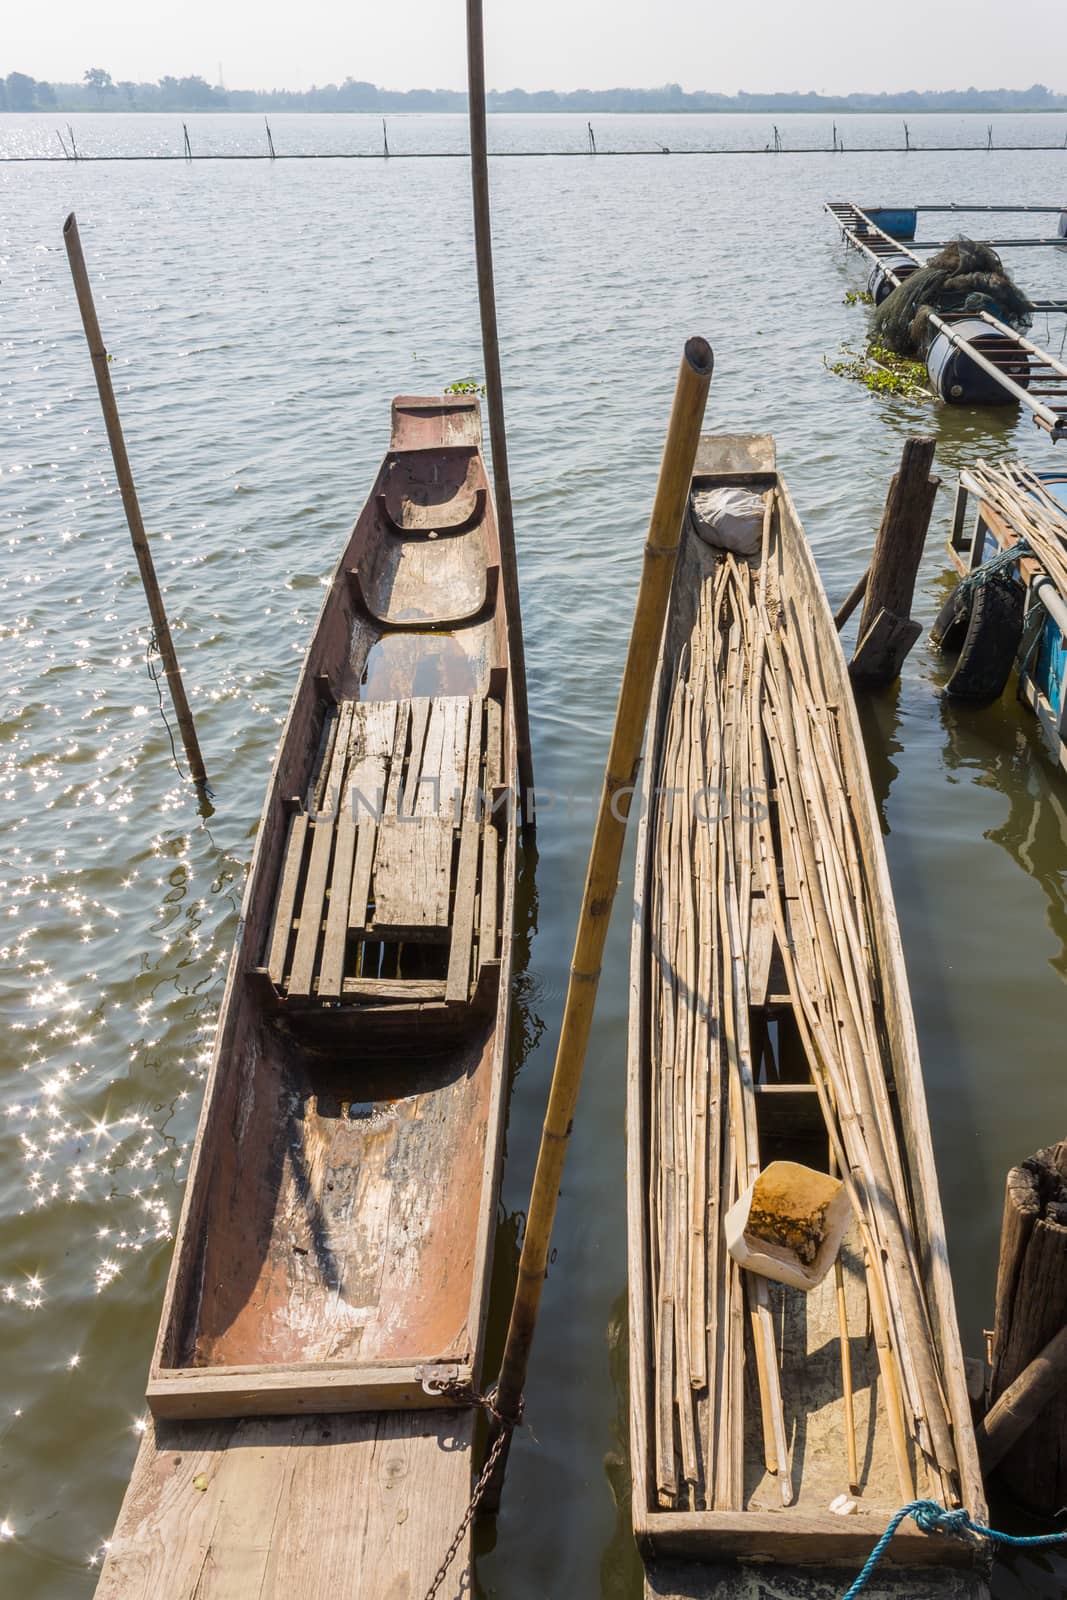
xmin=1059 ymin=211 xmax=1067 ymax=245
xmin=866 ymin=255 xmax=921 ymax=305
xmin=925 ymin=317 xmax=1031 ymax=404
xmin=865 ymin=208 xmax=918 ymax=241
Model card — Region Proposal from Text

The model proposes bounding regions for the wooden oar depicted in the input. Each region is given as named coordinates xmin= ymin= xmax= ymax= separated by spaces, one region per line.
xmin=483 ymin=337 xmax=714 ymax=1508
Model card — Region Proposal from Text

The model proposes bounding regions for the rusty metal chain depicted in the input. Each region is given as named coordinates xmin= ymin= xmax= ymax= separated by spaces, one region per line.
xmin=420 ymin=1386 xmax=524 ymax=1600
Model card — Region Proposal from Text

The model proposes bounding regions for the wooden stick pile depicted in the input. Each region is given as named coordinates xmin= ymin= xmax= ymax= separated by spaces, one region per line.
xmin=647 ymin=494 xmax=960 ymax=1513
xmin=968 ymin=460 xmax=1067 ymax=600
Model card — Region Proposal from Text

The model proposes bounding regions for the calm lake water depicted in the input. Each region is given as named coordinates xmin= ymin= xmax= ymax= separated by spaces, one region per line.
xmin=2 ymin=111 xmax=1067 ymax=1598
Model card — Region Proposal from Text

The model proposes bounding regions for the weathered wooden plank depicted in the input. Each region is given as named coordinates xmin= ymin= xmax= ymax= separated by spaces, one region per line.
xmin=402 ymin=697 xmax=432 ymax=815
xmin=317 ymin=810 xmax=357 ymax=998
xmin=146 ymin=1360 xmax=472 ymax=1419
xmin=288 ymin=703 xmax=355 ymax=996
xmin=643 ymin=1557 xmax=988 ymax=1599
xmin=287 ymin=820 xmax=336 ymax=997
xmin=636 ymin=1507 xmax=981 ymax=1568
xmin=305 ymin=705 xmax=337 ymax=810
xmin=414 ymin=696 xmax=448 ymax=817
xmin=94 ymin=1411 xmax=476 ymax=1600
xmin=478 ymin=822 xmax=498 ymax=969
xmin=415 ymin=697 xmax=469 ymax=819
xmin=340 ymin=978 xmax=447 ymax=1000
xmin=316 ymin=703 xmax=370 ymax=999
xmin=264 ymin=810 xmax=308 ymax=985
xmin=346 ymin=701 xmax=399 ymax=937
xmin=371 ymin=816 xmax=453 ymax=936
xmin=446 ymin=699 xmax=485 ymax=1004
xmin=383 ymin=699 xmax=411 ymax=817
xmin=478 ymin=696 xmax=503 ymax=969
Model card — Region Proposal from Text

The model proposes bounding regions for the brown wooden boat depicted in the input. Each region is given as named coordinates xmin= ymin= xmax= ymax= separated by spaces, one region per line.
xmin=627 ymin=435 xmax=988 ymax=1596
xmin=95 ymin=395 xmax=517 ymax=1596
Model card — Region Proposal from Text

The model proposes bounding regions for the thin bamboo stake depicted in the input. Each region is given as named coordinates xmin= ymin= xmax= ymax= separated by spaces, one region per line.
xmin=466 ymin=0 xmax=535 ymax=827
xmin=830 ymin=1146 xmax=860 ymax=1492
xmin=485 ymin=337 xmax=714 ymax=1507
xmin=62 ymin=213 xmax=209 ymax=796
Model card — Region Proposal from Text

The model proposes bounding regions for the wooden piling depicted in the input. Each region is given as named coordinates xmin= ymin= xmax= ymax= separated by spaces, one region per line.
xmin=850 ymin=436 xmax=939 ymax=687
xmin=986 ymin=1138 xmax=1067 ymax=1513
xmin=62 ymin=213 xmax=209 ymax=793
xmin=466 ymin=0 xmax=535 ymax=825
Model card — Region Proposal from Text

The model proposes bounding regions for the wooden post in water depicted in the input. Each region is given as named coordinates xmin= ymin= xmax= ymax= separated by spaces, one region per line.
xmin=63 ymin=213 xmax=209 ymax=793
xmin=465 ymin=0 xmax=535 ymax=827
xmin=483 ymin=337 xmax=715 ymax=1507
xmin=983 ymin=1138 xmax=1067 ymax=1513
xmin=850 ymin=435 xmax=939 ymax=687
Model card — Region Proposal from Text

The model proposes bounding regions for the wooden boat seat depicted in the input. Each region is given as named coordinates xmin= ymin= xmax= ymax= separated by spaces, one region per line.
xmin=258 ymin=692 xmax=505 ymax=1013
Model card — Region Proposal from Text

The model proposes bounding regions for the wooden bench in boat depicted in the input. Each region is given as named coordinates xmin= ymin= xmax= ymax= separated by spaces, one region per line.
xmin=257 ymin=690 xmax=506 ymax=1015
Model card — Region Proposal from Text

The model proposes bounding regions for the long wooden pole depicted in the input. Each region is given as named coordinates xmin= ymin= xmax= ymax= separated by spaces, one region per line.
xmin=484 ymin=336 xmax=714 ymax=1504
xmin=63 ymin=213 xmax=209 ymax=792
xmin=465 ymin=0 xmax=535 ymax=827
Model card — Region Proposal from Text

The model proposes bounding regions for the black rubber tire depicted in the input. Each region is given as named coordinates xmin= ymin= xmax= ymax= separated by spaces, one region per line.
xmin=930 ymin=582 xmax=971 ymax=653
xmin=942 ymin=572 xmax=1025 ymax=703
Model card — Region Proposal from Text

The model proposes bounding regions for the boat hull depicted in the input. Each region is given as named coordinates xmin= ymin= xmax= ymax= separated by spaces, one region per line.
xmin=627 ymin=435 xmax=985 ymax=1578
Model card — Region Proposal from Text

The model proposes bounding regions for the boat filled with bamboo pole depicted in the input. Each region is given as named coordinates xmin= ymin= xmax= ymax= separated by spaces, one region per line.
xmin=627 ymin=435 xmax=987 ymax=1589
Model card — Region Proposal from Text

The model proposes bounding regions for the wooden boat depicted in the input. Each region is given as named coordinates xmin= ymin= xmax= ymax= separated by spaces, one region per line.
xmin=95 ymin=394 xmax=517 ymax=1596
xmin=627 ymin=435 xmax=988 ymax=1594
xmin=946 ymin=460 xmax=1067 ymax=767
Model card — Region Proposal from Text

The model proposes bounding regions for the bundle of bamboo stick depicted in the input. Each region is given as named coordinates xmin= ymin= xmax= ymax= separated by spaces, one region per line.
xmin=968 ymin=460 xmax=1067 ymax=600
xmin=647 ymin=493 xmax=960 ymax=1514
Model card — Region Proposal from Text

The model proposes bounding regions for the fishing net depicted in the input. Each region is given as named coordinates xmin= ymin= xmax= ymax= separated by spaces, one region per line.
xmin=871 ymin=237 xmax=1034 ymax=357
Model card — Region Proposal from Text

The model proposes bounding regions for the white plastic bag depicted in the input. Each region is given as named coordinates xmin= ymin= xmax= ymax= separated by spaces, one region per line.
xmin=689 ymin=486 xmax=765 ymax=557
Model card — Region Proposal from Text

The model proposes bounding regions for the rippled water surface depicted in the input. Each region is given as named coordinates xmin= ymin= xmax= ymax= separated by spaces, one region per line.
xmin=2 ymin=111 xmax=1067 ymax=1598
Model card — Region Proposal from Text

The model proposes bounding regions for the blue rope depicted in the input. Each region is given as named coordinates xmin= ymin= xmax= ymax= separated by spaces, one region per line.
xmin=843 ymin=1498 xmax=1067 ymax=1598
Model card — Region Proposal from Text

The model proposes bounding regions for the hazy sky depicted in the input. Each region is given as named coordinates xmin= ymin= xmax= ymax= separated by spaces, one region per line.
xmin=6 ymin=0 xmax=1060 ymax=95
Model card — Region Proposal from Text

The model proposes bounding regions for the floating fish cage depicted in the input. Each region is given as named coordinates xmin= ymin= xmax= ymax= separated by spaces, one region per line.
xmin=949 ymin=471 xmax=1067 ymax=768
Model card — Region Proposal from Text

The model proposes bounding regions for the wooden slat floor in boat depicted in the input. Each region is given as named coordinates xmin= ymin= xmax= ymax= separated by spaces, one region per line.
xmin=267 ymin=693 xmax=503 ymax=1007
xmin=94 ymin=1411 xmax=474 ymax=1600
xmin=741 ymin=1224 xmax=919 ymax=1514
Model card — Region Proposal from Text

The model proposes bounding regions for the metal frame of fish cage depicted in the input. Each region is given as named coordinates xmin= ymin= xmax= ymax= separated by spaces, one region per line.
xmin=825 ymin=200 xmax=1067 ymax=439
xmin=948 ymin=466 xmax=1067 ymax=771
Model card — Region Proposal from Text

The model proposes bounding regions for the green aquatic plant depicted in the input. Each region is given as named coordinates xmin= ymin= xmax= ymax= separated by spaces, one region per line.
xmin=843 ymin=289 xmax=874 ymax=307
xmin=825 ymin=342 xmax=931 ymax=399
xmin=444 ymin=377 xmax=486 ymax=395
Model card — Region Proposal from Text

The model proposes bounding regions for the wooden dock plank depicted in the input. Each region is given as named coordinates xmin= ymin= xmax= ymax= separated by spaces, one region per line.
xmin=94 ymin=1411 xmax=475 ymax=1600
xmin=446 ymin=699 xmax=485 ymax=1004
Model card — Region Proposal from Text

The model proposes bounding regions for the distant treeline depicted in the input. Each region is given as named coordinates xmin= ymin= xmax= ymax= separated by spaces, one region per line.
xmin=3 ymin=69 xmax=1067 ymax=116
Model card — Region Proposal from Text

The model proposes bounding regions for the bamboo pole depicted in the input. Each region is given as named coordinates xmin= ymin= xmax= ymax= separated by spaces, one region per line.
xmin=466 ymin=0 xmax=535 ymax=828
xmin=63 ymin=213 xmax=209 ymax=794
xmin=483 ymin=336 xmax=714 ymax=1506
